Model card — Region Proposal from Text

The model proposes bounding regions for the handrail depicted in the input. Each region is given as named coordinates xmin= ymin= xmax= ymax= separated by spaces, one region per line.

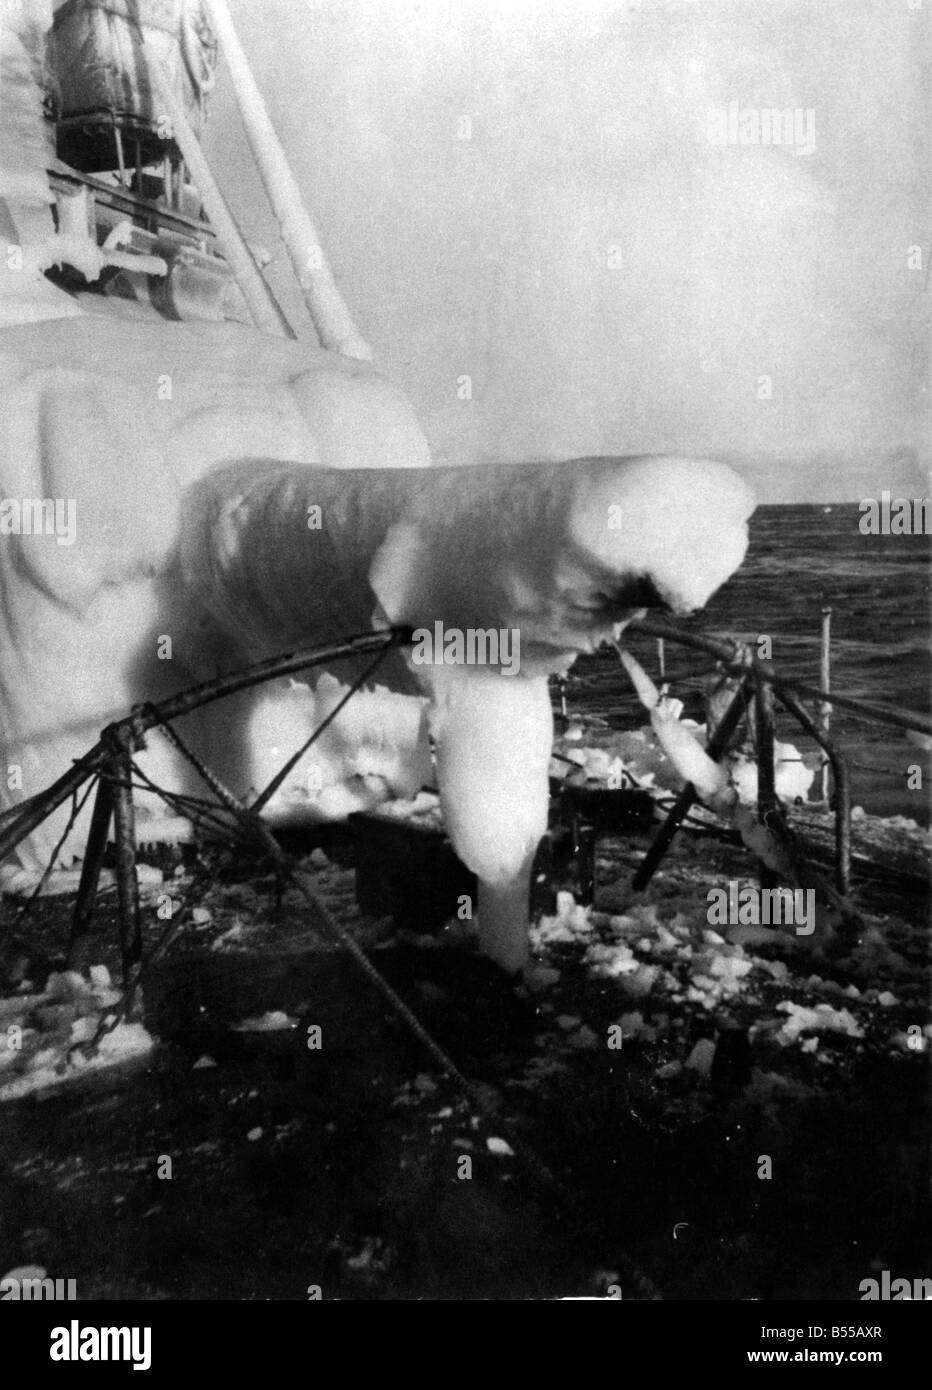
xmin=630 ymin=617 xmax=932 ymax=738
xmin=0 ymin=628 xmax=412 ymax=863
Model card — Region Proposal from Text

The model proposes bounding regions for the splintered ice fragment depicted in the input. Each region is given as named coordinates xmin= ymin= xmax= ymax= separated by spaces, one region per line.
xmin=775 ymin=1001 xmax=864 ymax=1045
xmin=69 ymin=1016 xmax=97 ymax=1045
xmin=685 ymin=1038 xmax=717 ymax=1077
xmin=757 ymin=958 xmax=790 ymax=983
xmin=708 ymin=954 xmax=753 ymax=983
xmin=622 ymin=963 xmax=660 ymax=999
xmin=533 ymin=892 xmax=593 ymax=947
xmin=231 ymin=1011 xmax=298 ymax=1032
xmin=95 ymin=1022 xmax=153 ymax=1059
xmin=656 ymin=1060 xmax=683 ymax=1079
xmin=486 ymin=1136 xmax=515 ymax=1156
xmin=585 ymin=941 xmax=639 ymax=978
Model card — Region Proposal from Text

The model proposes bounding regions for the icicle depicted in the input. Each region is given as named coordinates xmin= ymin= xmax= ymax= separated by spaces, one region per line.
xmin=618 ymin=647 xmax=730 ymax=805
xmin=427 ymin=665 xmax=553 ymax=974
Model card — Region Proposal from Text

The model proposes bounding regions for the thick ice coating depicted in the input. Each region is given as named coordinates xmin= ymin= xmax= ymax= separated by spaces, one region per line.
xmin=0 ymin=316 xmax=754 ymax=974
xmin=176 ymin=453 xmax=754 ymax=665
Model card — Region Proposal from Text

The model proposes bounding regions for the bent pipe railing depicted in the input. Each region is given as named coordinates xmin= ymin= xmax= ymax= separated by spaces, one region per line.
xmin=626 ymin=619 xmax=862 ymax=894
xmin=630 ymin=617 xmax=932 ymax=738
xmin=1 ymin=614 xmax=911 ymax=924
xmin=0 ymin=628 xmax=413 ymax=865
xmin=631 ymin=672 xmax=754 ymax=891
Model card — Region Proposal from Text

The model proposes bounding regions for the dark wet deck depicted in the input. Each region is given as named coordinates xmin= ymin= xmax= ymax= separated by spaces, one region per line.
xmin=1 ymin=827 xmax=929 ymax=1301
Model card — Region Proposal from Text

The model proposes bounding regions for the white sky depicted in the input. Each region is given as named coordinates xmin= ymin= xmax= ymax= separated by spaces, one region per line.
xmin=204 ymin=0 xmax=929 ymax=502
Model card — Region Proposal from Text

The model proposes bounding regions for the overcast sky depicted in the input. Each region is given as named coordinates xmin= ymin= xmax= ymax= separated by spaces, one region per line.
xmin=204 ymin=0 xmax=929 ymax=502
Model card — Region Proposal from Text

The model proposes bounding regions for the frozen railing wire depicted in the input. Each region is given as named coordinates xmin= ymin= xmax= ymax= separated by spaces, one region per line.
xmin=3 ymin=611 xmax=921 ymax=946
xmin=622 ymin=616 xmax=929 ymax=897
xmin=0 ymin=627 xmax=413 ymax=865
xmin=551 ymin=619 xmax=869 ymax=897
xmin=630 ymin=617 xmax=932 ymax=739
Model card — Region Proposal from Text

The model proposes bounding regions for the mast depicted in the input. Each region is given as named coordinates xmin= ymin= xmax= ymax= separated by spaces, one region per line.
xmin=149 ymin=55 xmax=294 ymax=338
xmin=204 ymin=0 xmax=372 ymax=361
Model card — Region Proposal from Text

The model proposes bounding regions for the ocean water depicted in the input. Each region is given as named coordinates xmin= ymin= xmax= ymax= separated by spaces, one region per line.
xmin=562 ymin=503 xmax=932 ymax=824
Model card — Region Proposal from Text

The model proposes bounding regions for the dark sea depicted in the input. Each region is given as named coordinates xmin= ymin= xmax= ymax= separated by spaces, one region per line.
xmin=563 ymin=503 xmax=932 ymax=825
